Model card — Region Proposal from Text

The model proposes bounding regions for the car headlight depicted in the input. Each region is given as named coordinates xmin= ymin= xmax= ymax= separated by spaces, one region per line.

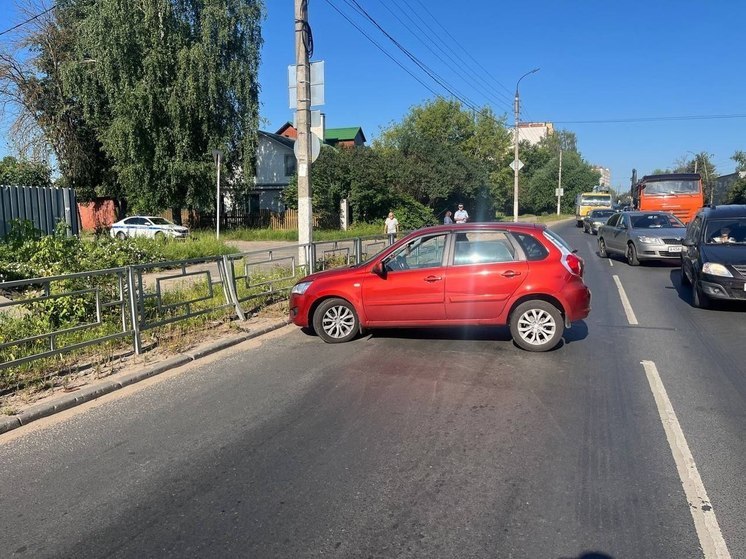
xmin=702 ymin=262 xmax=733 ymax=277
xmin=291 ymin=281 xmax=313 ymax=295
xmin=637 ymin=236 xmax=664 ymax=244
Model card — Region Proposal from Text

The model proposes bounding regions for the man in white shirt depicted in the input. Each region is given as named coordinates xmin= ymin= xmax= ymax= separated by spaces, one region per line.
xmin=454 ymin=204 xmax=469 ymax=224
xmin=384 ymin=211 xmax=399 ymax=245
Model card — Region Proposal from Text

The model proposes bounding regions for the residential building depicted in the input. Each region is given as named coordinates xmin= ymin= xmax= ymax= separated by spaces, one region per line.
xmin=512 ymin=122 xmax=554 ymax=147
xmin=593 ymin=166 xmax=612 ymax=188
xmin=253 ymin=130 xmax=297 ymax=211
xmin=713 ymin=170 xmax=746 ymax=205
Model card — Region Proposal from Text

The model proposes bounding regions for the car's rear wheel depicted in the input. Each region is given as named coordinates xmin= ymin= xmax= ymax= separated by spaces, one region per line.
xmin=626 ymin=243 xmax=640 ymax=266
xmin=509 ymin=300 xmax=564 ymax=352
xmin=598 ymin=238 xmax=608 ymax=258
xmin=313 ymin=298 xmax=359 ymax=343
xmin=116 ymin=231 xmax=126 ymax=240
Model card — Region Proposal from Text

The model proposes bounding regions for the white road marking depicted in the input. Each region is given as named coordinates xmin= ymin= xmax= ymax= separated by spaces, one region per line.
xmin=613 ymin=275 xmax=638 ymax=325
xmin=641 ymin=360 xmax=732 ymax=559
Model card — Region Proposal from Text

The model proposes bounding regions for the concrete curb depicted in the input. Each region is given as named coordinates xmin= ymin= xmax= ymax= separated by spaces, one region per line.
xmin=0 ymin=320 xmax=290 ymax=436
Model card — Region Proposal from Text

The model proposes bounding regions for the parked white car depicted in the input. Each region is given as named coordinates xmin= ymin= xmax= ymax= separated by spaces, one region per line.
xmin=110 ymin=216 xmax=189 ymax=240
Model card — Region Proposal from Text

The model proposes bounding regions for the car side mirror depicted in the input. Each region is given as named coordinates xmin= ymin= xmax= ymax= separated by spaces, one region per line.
xmin=682 ymin=239 xmax=695 ymax=247
xmin=372 ymin=261 xmax=386 ymax=277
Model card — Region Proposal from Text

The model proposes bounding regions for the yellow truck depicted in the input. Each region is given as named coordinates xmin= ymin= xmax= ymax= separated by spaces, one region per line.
xmin=575 ymin=192 xmax=613 ymax=227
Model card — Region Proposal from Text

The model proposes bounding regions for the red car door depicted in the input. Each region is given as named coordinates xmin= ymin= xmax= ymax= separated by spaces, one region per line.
xmin=445 ymin=231 xmax=528 ymax=320
xmin=362 ymin=233 xmax=448 ymax=323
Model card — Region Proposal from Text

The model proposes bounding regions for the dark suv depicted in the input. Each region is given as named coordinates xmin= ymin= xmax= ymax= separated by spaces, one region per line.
xmin=681 ymin=205 xmax=746 ymax=308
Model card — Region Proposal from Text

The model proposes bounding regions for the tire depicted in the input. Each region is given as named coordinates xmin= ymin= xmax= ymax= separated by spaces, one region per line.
xmin=598 ymin=238 xmax=608 ymax=258
xmin=576 ymin=220 xmax=583 ymax=228
xmin=312 ymin=298 xmax=359 ymax=343
xmin=155 ymin=231 xmax=165 ymax=240
xmin=626 ymin=243 xmax=640 ymax=266
xmin=509 ymin=300 xmax=564 ymax=352
xmin=116 ymin=231 xmax=127 ymax=240
xmin=692 ymin=283 xmax=710 ymax=309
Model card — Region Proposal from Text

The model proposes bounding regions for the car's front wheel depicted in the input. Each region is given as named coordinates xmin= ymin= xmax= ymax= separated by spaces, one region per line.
xmin=313 ymin=298 xmax=359 ymax=343
xmin=626 ymin=243 xmax=640 ymax=266
xmin=509 ymin=300 xmax=564 ymax=352
xmin=116 ymin=231 xmax=126 ymax=240
xmin=692 ymin=282 xmax=710 ymax=309
xmin=598 ymin=238 xmax=608 ymax=258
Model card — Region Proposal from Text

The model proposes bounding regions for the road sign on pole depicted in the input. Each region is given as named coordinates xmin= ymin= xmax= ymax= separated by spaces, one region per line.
xmin=509 ymin=159 xmax=524 ymax=171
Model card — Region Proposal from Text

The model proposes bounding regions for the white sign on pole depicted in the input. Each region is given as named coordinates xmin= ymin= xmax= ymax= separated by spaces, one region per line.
xmin=555 ymin=188 xmax=564 ymax=196
xmin=288 ymin=61 xmax=325 ymax=108
xmin=509 ymin=159 xmax=524 ymax=171
xmin=294 ymin=132 xmax=321 ymax=163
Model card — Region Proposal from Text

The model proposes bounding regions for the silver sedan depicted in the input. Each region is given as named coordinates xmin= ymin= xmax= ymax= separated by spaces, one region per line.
xmin=597 ymin=211 xmax=686 ymax=265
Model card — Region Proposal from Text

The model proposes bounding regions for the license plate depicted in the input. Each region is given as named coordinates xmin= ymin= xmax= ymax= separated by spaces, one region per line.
xmin=668 ymin=245 xmax=682 ymax=253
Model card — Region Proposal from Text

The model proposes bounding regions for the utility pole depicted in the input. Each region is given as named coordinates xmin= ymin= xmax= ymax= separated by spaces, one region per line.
xmin=557 ymin=149 xmax=563 ymax=215
xmin=295 ymin=0 xmax=312 ymax=263
xmin=512 ymin=68 xmax=539 ymax=222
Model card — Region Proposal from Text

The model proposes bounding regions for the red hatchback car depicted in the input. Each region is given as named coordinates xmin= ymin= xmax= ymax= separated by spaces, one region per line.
xmin=289 ymin=223 xmax=591 ymax=351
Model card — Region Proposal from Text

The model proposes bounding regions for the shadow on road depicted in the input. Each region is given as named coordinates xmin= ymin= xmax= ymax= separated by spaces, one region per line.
xmin=559 ymin=553 xmax=614 ymax=559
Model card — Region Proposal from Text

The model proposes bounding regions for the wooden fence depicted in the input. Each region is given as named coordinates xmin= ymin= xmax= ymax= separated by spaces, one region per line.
xmin=198 ymin=209 xmax=337 ymax=231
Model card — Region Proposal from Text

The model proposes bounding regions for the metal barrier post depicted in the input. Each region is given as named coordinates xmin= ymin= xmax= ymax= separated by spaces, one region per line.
xmin=222 ymin=255 xmax=246 ymax=321
xmin=127 ymin=266 xmax=142 ymax=355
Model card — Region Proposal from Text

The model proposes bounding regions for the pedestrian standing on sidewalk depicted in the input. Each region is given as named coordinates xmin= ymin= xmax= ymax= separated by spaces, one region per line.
xmin=384 ymin=211 xmax=399 ymax=245
xmin=454 ymin=204 xmax=469 ymax=223
xmin=444 ymin=210 xmax=454 ymax=224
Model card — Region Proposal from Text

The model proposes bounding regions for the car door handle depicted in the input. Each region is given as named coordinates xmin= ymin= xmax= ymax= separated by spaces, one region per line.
xmin=501 ymin=270 xmax=522 ymax=278
xmin=424 ymin=275 xmax=442 ymax=282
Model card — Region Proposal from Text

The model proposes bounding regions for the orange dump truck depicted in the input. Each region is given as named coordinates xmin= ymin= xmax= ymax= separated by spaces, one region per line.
xmin=632 ymin=172 xmax=703 ymax=224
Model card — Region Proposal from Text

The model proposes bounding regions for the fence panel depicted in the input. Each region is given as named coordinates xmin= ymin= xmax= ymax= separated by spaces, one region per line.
xmin=0 ymin=185 xmax=79 ymax=238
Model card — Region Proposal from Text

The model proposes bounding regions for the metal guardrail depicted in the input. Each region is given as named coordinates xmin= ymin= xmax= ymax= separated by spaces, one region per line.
xmin=0 ymin=235 xmax=392 ymax=373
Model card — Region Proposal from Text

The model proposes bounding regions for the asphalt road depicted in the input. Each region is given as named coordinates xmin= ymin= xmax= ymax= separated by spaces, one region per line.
xmin=1 ymin=221 xmax=743 ymax=559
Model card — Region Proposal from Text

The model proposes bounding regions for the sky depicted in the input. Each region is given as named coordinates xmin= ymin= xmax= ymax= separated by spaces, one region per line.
xmin=2 ymin=0 xmax=745 ymax=190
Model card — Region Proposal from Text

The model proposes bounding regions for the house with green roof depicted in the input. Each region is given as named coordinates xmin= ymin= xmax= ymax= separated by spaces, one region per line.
xmin=324 ymin=127 xmax=366 ymax=147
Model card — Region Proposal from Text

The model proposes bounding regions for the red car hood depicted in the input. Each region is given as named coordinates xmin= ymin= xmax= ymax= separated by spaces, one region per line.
xmin=298 ymin=264 xmax=366 ymax=284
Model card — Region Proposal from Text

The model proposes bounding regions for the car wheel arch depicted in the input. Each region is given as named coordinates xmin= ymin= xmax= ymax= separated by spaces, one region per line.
xmin=507 ymin=293 xmax=566 ymax=328
xmin=308 ymin=294 xmax=366 ymax=332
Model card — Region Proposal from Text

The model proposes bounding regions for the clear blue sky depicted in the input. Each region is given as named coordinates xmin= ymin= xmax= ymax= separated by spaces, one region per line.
xmin=2 ymin=1 xmax=744 ymax=190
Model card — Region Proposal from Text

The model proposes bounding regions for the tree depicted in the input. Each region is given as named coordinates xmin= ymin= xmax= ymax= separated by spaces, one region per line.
xmin=0 ymin=156 xmax=52 ymax=186
xmin=375 ymin=98 xmax=510 ymax=217
xmin=731 ymin=150 xmax=746 ymax=172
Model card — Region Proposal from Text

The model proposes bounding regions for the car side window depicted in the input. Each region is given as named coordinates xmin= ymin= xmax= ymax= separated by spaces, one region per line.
xmin=385 ymin=234 xmax=447 ymax=272
xmin=606 ymin=214 xmax=620 ymax=227
xmin=512 ymin=232 xmax=548 ymax=261
xmin=686 ymin=216 xmax=702 ymax=243
xmin=453 ymin=231 xmax=517 ymax=265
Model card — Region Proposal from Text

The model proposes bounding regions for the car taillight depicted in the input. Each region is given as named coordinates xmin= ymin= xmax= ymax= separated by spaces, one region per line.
xmin=564 ymin=253 xmax=584 ymax=277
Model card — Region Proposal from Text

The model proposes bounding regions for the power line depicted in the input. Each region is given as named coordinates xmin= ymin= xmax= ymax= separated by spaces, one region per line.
xmin=321 ymin=0 xmax=442 ymax=99
xmin=551 ymin=114 xmax=746 ymax=124
xmin=340 ymin=0 xmax=480 ymax=111
xmin=0 ymin=6 xmax=56 ymax=38
xmin=375 ymin=0 xmax=514 ymax=113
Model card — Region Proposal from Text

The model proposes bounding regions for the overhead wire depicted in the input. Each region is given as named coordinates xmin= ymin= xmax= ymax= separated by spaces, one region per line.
xmin=321 ymin=0 xmax=442 ymax=99
xmin=374 ymin=0 xmax=514 ymax=113
xmin=0 ymin=5 xmax=56 ymax=38
xmin=340 ymin=0 xmax=481 ymax=111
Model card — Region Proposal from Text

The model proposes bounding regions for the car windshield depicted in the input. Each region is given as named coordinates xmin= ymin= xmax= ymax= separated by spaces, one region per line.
xmin=580 ymin=195 xmax=611 ymax=206
xmin=704 ymin=219 xmax=746 ymax=244
xmin=643 ymin=179 xmax=699 ymax=195
xmin=590 ymin=210 xmax=615 ymax=219
xmin=148 ymin=217 xmax=173 ymax=225
xmin=631 ymin=214 xmax=684 ymax=229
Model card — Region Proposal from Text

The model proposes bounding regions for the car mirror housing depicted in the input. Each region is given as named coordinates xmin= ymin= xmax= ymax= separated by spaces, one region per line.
xmin=372 ymin=261 xmax=386 ymax=277
xmin=682 ymin=239 xmax=695 ymax=247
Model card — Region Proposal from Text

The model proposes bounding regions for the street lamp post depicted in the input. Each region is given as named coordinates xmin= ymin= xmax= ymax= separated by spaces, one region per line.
xmin=513 ymin=67 xmax=540 ymax=222
xmin=212 ymin=149 xmax=223 ymax=239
